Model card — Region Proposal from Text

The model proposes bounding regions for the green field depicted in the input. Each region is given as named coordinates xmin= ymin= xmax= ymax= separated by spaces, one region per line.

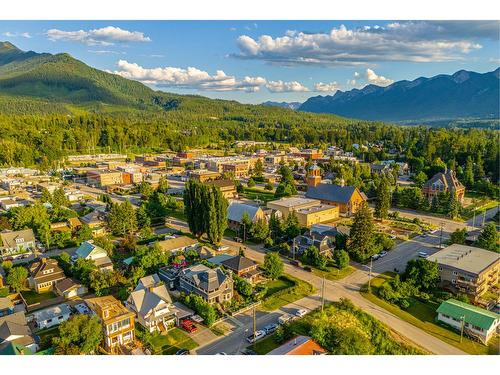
xmin=360 ymin=273 xmax=499 ymax=355
xmin=240 ymin=187 xmax=276 ymax=203
xmin=312 ymin=265 xmax=356 ymax=281
xmin=260 ymin=275 xmax=315 ymax=311
xmin=249 ymin=333 xmax=281 ymax=354
xmin=149 ymin=328 xmax=198 ymax=355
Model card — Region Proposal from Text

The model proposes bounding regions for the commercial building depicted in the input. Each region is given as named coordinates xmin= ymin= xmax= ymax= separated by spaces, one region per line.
xmin=267 ymin=197 xmax=339 ymax=227
xmin=86 ymin=170 xmax=123 ymax=187
xmin=305 ymin=183 xmax=367 ymax=216
xmin=204 ymin=179 xmax=238 ymax=199
xmin=427 ymin=244 xmax=499 ymax=301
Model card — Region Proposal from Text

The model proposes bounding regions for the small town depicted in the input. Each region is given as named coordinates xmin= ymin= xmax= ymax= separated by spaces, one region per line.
xmin=0 ymin=144 xmax=498 ymax=356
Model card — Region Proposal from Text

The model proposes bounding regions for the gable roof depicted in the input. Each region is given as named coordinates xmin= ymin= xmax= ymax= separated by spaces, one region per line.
xmin=0 ymin=229 xmax=35 ymax=249
xmin=0 ymin=311 xmax=34 ymax=348
xmin=227 ymin=202 xmax=261 ymax=223
xmin=29 ymin=258 xmax=65 ymax=281
xmin=156 ymin=236 xmax=199 ymax=253
xmin=54 ymin=278 xmax=83 ymax=294
xmin=128 ymin=274 xmax=172 ymax=318
xmin=221 ymin=255 xmax=257 ymax=272
xmin=75 ymin=241 xmax=106 ymax=259
xmin=437 ymin=299 xmax=500 ymax=331
xmin=306 ymin=184 xmax=361 ymax=204
xmin=424 ymin=169 xmax=464 ymax=191
xmin=181 ymin=264 xmax=229 ymax=292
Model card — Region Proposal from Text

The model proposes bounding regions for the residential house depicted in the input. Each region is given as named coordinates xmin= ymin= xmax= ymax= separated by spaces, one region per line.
xmin=126 ymin=274 xmax=177 ymax=333
xmin=267 ymin=335 xmax=326 ymax=355
xmin=28 ymin=258 xmax=66 ymax=293
xmin=305 ymin=182 xmax=367 ymax=216
xmin=156 ymin=236 xmax=199 ymax=255
xmin=436 ymin=299 xmax=500 ymax=344
xmin=0 ymin=298 xmax=14 ymax=317
xmin=292 ymin=232 xmax=334 ymax=258
xmin=227 ymin=202 xmax=265 ymax=232
xmin=422 ymin=169 xmax=465 ymax=203
xmin=427 ymin=244 xmax=499 ymax=301
xmin=204 ymin=179 xmax=238 ymax=199
xmin=178 ymin=264 xmax=233 ymax=304
xmin=370 ymin=163 xmax=392 ymax=175
xmin=220 ymin=255 xmax=262 ymax=284
xmin=86 ymin=295 xmax=135 ymax=352
xmin=310 ymin=223 xmax=351 ymax=238
xmin=28 ymin=303 xmax=72 ymax=330
xmin=0 ymin=229 xmax=36 ymax=256
xmin=0 ymin=311 xmax=38 ymax=354
xmin=54 ymin=278 xmax=88 ymax=299
xmin=80 ymin=210 xmax=106 ymax=236
xmin=74 ymin=240 xmax=114 ymax=272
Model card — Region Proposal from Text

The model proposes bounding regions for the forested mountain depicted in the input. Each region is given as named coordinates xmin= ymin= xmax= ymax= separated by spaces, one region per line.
xmin=299 ymin=69 xmax=500 ymax=122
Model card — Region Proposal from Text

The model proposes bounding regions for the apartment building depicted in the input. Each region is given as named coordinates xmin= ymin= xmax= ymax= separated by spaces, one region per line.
xmin=86 ymin=170 xmax=123 ymax=187
xmin=428 ymin=244 xmax=499 ymax=301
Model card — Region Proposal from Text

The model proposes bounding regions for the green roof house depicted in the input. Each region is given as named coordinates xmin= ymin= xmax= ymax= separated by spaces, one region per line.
xmin=436 ymin=299 xmax=500 ymax=344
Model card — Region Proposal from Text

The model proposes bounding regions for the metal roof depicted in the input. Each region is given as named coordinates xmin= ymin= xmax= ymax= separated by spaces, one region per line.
xmin=436 ymin=299 xmax=500 ymax=331
xmin=306 ymin=184 xmax=357 ymax=204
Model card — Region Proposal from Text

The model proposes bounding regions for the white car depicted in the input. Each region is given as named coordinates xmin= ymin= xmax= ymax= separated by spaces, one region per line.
xmin=217 ymin=245 xmax=229 ymax=252
xmin=418 ymin=251 xmax=429 ymax=258
xmin=295 ymin=309 xmax=308 ymax=318
xmin=378 ymin=251 xmax=388 ymax=258
xmin=191 ymin=314 xmax=204 ymax=323
xmin=246 ymin=330 xmax=266 ymax=343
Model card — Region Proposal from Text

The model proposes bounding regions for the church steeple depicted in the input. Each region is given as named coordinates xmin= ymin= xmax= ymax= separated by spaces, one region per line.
xmin=306 ymin=163 xmax=321 ymax=187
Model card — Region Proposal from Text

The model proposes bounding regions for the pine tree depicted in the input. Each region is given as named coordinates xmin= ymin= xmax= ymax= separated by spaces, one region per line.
xmin=464 ymin=156 xmax=475 ymax=188
xmin=374 ymin=178 xmax=391 ymax=220
xmin=476 ymin=222 xmax=498 ymax=252
xmin=348 ymin=203 xmax=375 ymax=262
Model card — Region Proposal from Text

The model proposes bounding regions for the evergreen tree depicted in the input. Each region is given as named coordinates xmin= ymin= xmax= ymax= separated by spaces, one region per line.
xmin=269 ymin=212 xmax=282 ymax=240
xmin=348 ymin=203 xmax=375 ymax=262
xmin=263 ymin=252 xmax=284 ymax=280
xmin=449 ymin=228 xmax=467 ymax=245
xmin=374 ymin=178 xmax=391 ymax=220
xmin=253 ymin=158 xmax=264 ymax=178
xmin=157 ymin=176 xmax=169 ymax=194
xmin=334 ymin=249 xmax=350 ymax=270
xmin=464 ymin=156 xmax=475 ymax=188
xmin=6 ymin=266 xmax=28 ymax=292
xmin=107 ymin=200 xmax=137 ymax=236
xmin=476 ymin=222 xmax=499 ymax=252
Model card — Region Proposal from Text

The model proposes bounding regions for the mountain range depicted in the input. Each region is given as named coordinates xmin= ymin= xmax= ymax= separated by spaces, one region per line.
xmin=299 ymin=68 xmax=500 ymax=122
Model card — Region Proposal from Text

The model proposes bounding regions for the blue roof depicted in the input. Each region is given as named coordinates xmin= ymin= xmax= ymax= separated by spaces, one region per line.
xmin=75 ymin=241 xmax=105 ymax=259
xmin=306 ymin=184 xmax=357 ymax=204
xmin=227 ymin=202 xmax=260 ymax=223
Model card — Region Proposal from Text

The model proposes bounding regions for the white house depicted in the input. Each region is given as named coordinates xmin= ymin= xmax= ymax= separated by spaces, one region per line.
xmin=73 ymin=240 xmax=113 ymax=271
xmin=29 ymin=304 xmax=72 ymax=331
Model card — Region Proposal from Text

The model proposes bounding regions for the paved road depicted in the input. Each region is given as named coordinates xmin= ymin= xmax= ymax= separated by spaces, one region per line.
xmin=194 ymin=229 xmax=465 ymax=355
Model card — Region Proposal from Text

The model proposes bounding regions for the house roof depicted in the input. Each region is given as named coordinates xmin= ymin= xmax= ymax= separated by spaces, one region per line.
xmin=221 ymin=255 xmax=257 ymax=272
xmin=156 ymin=236 xmax=199 ymax=253
xmin=306 ymin=184 xmax=361 ymax=204
xmin=54 ymin=278 xmax=82 ymax=294
xmin=181 ymin=264 xmax=229 ymax=292
xmin=0 ymin=341 xmax=32 ymax=355
xmin=437 ymin=299 xmax=500 ymax=331
xmin=80 ymin=211 xmax=104 ymax=225
xmin=32 ymin=304 xmax=72 ymax=323
xmin=424 ymin=169 xmax=464 ymax=191
xmin=207 ymin=254 xmax=238 ymax=266
xmin=75 ymin=241 xmax=106 ymax=259
xmin=427 ymin=244 xmax=499 ymax=275
xmin=311 ymin=224 xmax=350 ymax=237
xmin=227 ymin=202 xmax=261 ymax=223
xmin=0 ymin=229 xmax=35 ymax=249
xmin=29 ymin=258 xmax=66 ymax=284
xmin=0 ymin=297 xmax=14 ymax=311
xmin=204 ymin=179 xmax=235 ymax=189
xmin=267 ymin=335 xmax=327 ymax=355
xmin=0 ymin=311 xmax=34 ymax=348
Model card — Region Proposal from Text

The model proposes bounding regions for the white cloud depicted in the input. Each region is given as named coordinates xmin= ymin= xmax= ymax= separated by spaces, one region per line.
xmin=365 ymin=68 xmax=394 ymax=86
xmin=46 ymin=26 xmax=151 ymax=46
xmin=314 ymin=81 xmax=339 ymax=92
xmin=3 ymin=31 xmax=31 ymax=38
xmin=113 ymin=60 xmax=266 ymax=92
xmin=266 ymin=80 xmax=309 ymax=93
xmin=88 ymin=50 xmax=125 ymax=55
xmin=234 ymin=22 xmax=483 ymax=66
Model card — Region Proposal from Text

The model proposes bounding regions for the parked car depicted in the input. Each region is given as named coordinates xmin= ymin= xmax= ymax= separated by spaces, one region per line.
xmin=246 ymin=330 xmax=266 ymax=343
xmin=418 ymin=251 xmax=429 ymax=258
xmin=263 ymin=323 xmax=279 ymax=334
xmin=378 ymin=251 xmax=388 ymax=258
xmin=295 ymin=309 xmax=307 ymax=318
xmin=278 ymin=313 xmax=294 ymax=325
xmin=181 ymin=319 xmax=197 ymax=333
xmin=430 ymin=229 xmax=439 ymax=234
xmin=217 ymin=245 xmax=229 ymax=252
xmin=234 ymin=237 xmax=243 ymax=243
xmin=372 ymin=254 xmax=380 ymax=261
xmin=191 ymin=314 xmax=204 ymax=323
xmin=176 ymin=349 xmax=190 ymax=355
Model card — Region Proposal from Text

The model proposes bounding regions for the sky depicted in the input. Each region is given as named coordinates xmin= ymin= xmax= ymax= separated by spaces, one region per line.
xmin=1 ymin=20 xmax=499 ymax=104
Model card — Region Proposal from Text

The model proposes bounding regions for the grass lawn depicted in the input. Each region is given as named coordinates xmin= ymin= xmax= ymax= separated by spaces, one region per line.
xmin=21 ymin=290 xmax=57 ymax=305
xmin=149 ymin=328 xmax=198 ymax=355
xmin=249 ymin=333 xmax=281 ymax=354
xmin=241 ymin=187 xmax=276 ymax=203
xmin=0 ymin=287 xmax=9 ymax=297
xmin=260 ymin=275 xmax=315 ymax=311
xmin=360 ymin=273 xmax=499 ymax=355
xmin=166 ymin=209 xmax=187 ymax=222
xmin=312 ymin=265 xmax=356 ymax=281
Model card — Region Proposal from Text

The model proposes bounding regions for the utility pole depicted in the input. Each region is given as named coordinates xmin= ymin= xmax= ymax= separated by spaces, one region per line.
xmin=253 ymin=306 xmax=256 ymax=341
xmin=460 ymin=315 xmax=465 ymax=343
xmin=439 ymin=222 xmax=444 ymax=249
xmin=368 ymin=256 xmax=373 ymax=291
xmin=321 ymin=276 xmax=325 ymax=312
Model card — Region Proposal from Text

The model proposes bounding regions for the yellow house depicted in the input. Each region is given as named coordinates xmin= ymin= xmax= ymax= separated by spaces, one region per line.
xmin=86 ymin=296 xmax=135 ymax=352
xmin=267 ymin=197 xmax=339 ymax=227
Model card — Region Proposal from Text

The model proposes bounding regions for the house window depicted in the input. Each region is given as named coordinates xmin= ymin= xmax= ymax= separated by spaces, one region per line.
xmin=452 ymin=279 xmax=456 ymax=284
xmin=452 ymin=271 xmax=458 ymax=276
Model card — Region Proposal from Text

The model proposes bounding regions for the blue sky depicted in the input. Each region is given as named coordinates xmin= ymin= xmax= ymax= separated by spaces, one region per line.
xmin=1 ymin=20 xmax=499 ymax=103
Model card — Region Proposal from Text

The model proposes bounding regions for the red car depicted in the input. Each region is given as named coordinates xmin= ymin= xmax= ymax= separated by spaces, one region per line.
xmin=181 ymin=319 xmax=197 ymax=333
